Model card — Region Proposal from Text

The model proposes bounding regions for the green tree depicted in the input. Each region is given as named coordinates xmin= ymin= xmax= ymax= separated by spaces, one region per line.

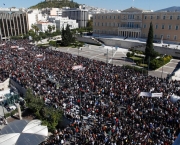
xmin=25 ymin=88 xmax=62 ymax=132
xmin=145 ymin=22 xmax=155 ymax=61
xmin=86 ymin=19 xmax=93 ymax=32
xmin=48 ymin=25 xmax=52 ymax=33
xmin=52 ymin=25 xmax=55 ymax=32
xmin=61 ymin=24 xmax=73 ymax=46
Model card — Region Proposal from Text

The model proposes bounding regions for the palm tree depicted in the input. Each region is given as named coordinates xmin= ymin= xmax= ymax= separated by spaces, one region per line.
xmin=48 ymin=25 xmax=52 ymax=33
xmin=52 ymin=25 xmax=55 ymax=32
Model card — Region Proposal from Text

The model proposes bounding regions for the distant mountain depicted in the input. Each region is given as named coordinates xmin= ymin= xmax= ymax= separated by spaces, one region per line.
xmin=29 ymin=0 xmax=79 ymax=9
xmin=156 ymin=6 xmax=180 ymax=12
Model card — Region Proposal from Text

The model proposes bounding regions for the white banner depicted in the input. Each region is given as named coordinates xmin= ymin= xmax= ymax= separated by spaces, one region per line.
xmin=139 ymin=92 xmax=151 ymax=97
xmin=72 ymin=65 xmax=83 ymax=70
xmin=170 ymin=95 xmax=180 ymax=103
xmin=11 ymin=46 xmax=19 ymax=49
xmin=36 ymin=54 xmax=43 ymax=58
xmin=139 ymin=92 xmax=163 ymax=98
xmin=151 ymin=93 xmax=163 ymax=98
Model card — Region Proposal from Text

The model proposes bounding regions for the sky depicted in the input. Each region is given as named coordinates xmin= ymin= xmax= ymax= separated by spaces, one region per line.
xmin=0 ymin=0 xmax=179 ymax=11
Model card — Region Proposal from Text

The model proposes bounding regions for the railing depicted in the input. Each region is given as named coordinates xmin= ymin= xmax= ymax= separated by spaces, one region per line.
xmin=118 ymin=27 xmax=141 ymax=30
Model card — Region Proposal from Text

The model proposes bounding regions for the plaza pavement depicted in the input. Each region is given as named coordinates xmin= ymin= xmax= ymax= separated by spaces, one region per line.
xmin=51 ymin=44 xmax=179 ymax=78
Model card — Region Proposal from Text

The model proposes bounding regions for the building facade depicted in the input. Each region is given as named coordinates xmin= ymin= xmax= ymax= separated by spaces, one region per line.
xmin=48 ymin=15 xmax=78 ymax=30
xmin=37 ymin=21 xmax=56 ymax=32
xmin=93 ymin=7 xmax=180 ymax=43
xmin=62 ymin=8 xmax=88 ymax=28
xmin=0 ymin=10 xmax=28 ymax=40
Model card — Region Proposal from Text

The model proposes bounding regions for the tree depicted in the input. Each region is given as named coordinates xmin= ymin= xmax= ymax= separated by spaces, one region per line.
xmin=145 ymin=22 xmax=156 ymax=61
xmin=25 ymin=88 xmax=62 ymax=132
xmin=31 ymin=24 xmax=39 ymax=34
xmin=61 ymin=24 xmax=73 ymax=46
xmin=52 ymin=25 xmax=55 ymax=32
xmin=86 ymin=19 xmax=93 ymax=32
xmin=48 ymin=25 xmax=52 ymax=33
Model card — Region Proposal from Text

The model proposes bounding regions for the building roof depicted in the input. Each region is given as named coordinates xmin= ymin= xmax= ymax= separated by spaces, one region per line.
xmin=122 ymin=7 xmax=144 ymax=12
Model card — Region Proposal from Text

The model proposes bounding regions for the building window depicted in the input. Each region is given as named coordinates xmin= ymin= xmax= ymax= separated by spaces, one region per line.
xmin=151 ymin=16 xmax=153 ymax=19
xmin=102 ymin=16 xmax=103 ymax=19
xmin=114 ymin=16 xmax=116 ymax=19
xmin=177 ymin=16 xmax=180 ymax=20
xmin=109 ymin=23 xmax=111 ymax=26
xmin=155 ymin=24 xmax=158 ymax=29
xmin=98 ymin=22 xmax=99 ymax=26
xmin=143 ymin=24 xmax=146 ymax=28
xmin=98 ymin=16 xmax=100 ymax=19
xmin=137 ymin=16 xmax=139 ymax=19
xmin=114 ymin=23 xmax=115 ymax=26
xmin=118 ymin=16 xmax=120 ymax=19
xmin=106 ymin=16 xmax=107 ymax=19
xmin=168 ymin=25 xmax=171 ymax=30
xmin=175 ymin=25 xmax=179 ymax=30
xmin=157 ymin=16 xmax=159 ymax=19
xmin=105 ymin=23 xmax=107 ymax=26
xmin=95 ymin=16 xmax=96 ymax=19
xmin=144 ymin=16 xmax=147 ymax=19
xmin=163 ymin=16 xmax=166 ymax=20
xmin=154 ymin=34 xmax=157 ymax=38
xmin=170 ymin=16 xmax=173 ymax=20
xmin=110 ymin=16 xmax=111 ymax=19
xmin=162 ymin=25 xmax=165 ymax=29
xmin=102 ymin=23 xmax=103 ymax=26
xmin=174 ymin=35 xmax=177 ymax=40
xmin=167 ymin=35 xmax=170 ymax=39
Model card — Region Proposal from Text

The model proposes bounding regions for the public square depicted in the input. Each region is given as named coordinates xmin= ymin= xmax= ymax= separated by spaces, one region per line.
xmin=54 ymin=44 xmax=179 ymax=78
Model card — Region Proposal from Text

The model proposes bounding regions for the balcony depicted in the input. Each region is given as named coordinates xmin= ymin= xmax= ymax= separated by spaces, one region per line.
xmin=121 ymin=19 xmax=142 ymax=22
xmin=118 ymin=27 xmax=141 ymax=31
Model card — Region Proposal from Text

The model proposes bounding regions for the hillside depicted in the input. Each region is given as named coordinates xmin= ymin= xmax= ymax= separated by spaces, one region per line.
xmin=29 ymin=0 xmax=79 ymax=9
xmin=156 ymin=6 xmax=180 ymax=12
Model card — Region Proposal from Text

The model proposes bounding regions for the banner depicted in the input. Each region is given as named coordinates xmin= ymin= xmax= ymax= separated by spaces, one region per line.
xmin=72 ymin=65 xmax=83 ymax=70
xmin=18 ymin=47 xmax=25 ymax=50
xmin=11 ymin=46 xmax=19 ymax=49
xmin=139 ymin=92 xmax=163 ymax=98
xmin=170 ymin=95 xmax=180 ymax=103
xmin=139 ymin=92 xmax=151 ymax=97
xmin=36 ymin=54 xmax=43 ymax=58
xmin=151 ymin=93 xmax=163 ymax=98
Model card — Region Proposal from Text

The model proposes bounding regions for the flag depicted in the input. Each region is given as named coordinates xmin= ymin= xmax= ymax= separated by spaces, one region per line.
xmin=3 ymin=3 xmax=5 ymax=5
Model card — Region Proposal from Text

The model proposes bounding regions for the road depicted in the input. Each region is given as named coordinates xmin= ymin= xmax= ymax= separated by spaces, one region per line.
xmin=51 ymin=44 xmax=179 ymax=78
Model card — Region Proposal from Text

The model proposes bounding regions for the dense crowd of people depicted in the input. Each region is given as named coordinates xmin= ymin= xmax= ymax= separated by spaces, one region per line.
xmin=0 ymin=39 xmax=180 ymax=145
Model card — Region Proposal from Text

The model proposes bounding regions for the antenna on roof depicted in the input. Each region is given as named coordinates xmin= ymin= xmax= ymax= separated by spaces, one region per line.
xmin=132 ymin=0 xmax=134 ymax=7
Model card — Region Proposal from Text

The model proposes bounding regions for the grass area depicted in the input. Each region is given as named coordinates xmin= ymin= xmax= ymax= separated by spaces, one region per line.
xmin=130 ymin=56 xmax=143 ymax=61
xmin=139 ymin=63 xmax=148 ymax=68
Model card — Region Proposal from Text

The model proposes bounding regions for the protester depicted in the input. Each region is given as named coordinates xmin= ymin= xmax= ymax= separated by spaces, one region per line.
xmin=0 ymin=39 xmax=180 ymax=145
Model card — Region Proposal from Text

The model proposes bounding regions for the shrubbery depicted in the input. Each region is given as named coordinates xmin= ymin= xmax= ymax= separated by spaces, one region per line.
xmin=150 ymin=55 xmax=172 ymax=70
xmin=4 ymin=109 xmax=18 ymax=118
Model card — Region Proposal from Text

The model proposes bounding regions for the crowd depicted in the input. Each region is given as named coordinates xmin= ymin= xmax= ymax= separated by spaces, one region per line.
xmin=0 ymin=39 xmax=180 ymax=145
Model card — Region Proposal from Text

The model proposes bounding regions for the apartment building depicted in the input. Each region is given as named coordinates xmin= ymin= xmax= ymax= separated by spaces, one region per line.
xmin=0 ymin=9 xmax=28 ymax=40
xmin=93 ymin=7 xmax=180 ymax=43
xmin=62 ymin=7 xmax=88 ymax=28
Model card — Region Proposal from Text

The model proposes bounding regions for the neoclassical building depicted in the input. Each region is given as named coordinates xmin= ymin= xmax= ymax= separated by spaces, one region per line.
xmin=93 ymin=7 xmax=180 ymax=43
xmin=0 ymin=9 xmax=28 ymax=40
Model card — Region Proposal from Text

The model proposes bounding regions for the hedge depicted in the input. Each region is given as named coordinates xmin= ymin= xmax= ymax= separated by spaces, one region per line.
xmin=4 ymin=109 xmax=18 ymax=118
xmin=150 ymin=55 xmax=172 ymax=70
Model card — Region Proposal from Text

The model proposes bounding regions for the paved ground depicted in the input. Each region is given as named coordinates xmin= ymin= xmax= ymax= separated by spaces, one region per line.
xmin=53 ymin=45 xmax=179 ymax=78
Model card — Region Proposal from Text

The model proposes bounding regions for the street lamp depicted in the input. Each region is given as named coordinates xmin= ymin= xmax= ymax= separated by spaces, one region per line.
xmin=161 ymin=54 xmax=166 ymax=78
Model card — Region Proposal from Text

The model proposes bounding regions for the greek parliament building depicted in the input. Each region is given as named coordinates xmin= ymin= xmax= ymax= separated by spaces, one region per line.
xmin=93 ymin=7 xmax=180 ymax=43
xmin=0 ymin=8 xmax=28 ymax=40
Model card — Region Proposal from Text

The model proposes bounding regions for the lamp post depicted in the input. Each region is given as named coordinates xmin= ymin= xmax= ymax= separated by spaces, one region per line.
xmin=161 ymin=54 xmax=166 ymax=79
